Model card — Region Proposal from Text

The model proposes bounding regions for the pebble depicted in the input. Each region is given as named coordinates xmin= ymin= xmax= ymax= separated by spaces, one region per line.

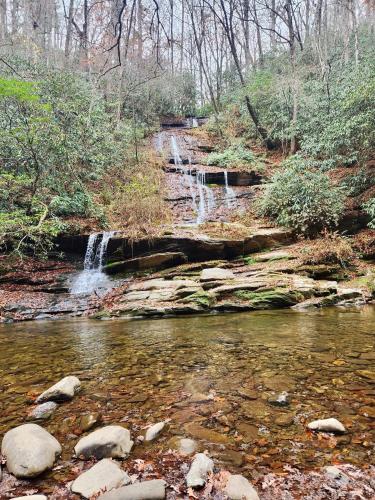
xmin=324 ymin=465 xmax=350 ymax=485
xmin=308 ymin=418 xmax=346 ymax=434
xmin=186 ymin=453 xmax=214 ymax=488
xmin=71 ymin=458 xmax=131 ymax=499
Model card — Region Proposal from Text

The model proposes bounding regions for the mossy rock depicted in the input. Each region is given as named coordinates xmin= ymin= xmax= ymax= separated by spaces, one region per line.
xmin=180 ymin=290 xmax=216 ymax=308
xmin=234 ymin=288 xmax=304 ymax=308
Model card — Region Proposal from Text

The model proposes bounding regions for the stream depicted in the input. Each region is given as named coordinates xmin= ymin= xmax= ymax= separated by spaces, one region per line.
xmin=1 ymin=305 xmax=374 ymax=485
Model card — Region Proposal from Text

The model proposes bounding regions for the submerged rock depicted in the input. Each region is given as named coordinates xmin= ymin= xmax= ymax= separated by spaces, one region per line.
xmin=308 ymin=418 xmax=346 ymax=434
xmin=145 ymin=421 xmax=166 ymax=441
xmin=1 ymin=423 xmax=61 ymax=478
xmin=36 ymin=375 xmax=81 ymax=403
xmin=178 ymin=438 xmax=197 ymax=455
xmin=98 ymin=479 xmax=166 ymax=499
xmin=186 ymin=453 xmax=214 ymax=488
xmin=74 ymin=425 xmax=133 ymax=459
xmin=71 ymin=459 xmax=131 ymax=499
xmin=224 ymin=474 xmax=260 ymax=500
xmin=27 ymin=401 xmax=58 ymax=421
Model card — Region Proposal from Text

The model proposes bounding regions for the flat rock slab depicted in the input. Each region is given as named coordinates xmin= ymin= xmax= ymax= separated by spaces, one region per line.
xmin=186 ymin=453 xmax=214 ymax=488
xmin=105 ymin=252 xmax=187 ymax=274
xmin=308 ymin=418 xmax=346 ymax=434
xmin=74 ymin=425 xmax=133 ymax=459
xmin=225 ymin=474 xmax=260 ymax=500
xmin=98 ymin=479 xmax=166 ymax=500
xmin=71 ymin=459 xmax=131 ymax=499
xmin=36 ymin=376 xmax=81 ymax=403
xmin=1 ymin=423 xmax=61 ymax=478
xmin=200 ymin=268 xmax=235 ymax=281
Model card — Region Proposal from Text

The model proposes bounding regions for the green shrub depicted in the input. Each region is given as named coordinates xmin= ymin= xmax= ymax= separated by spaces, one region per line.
xmin=364 ymin=198 xmax=375 ymax=229
xmin=206 ymin=144 xmax=264 ymax=170
xmin=258 ymin=156 xmax=345 ymax=234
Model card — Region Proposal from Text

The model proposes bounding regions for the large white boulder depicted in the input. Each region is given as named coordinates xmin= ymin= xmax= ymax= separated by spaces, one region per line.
xmin=74 ymin=425 xmax=133 ymax=460
xmin=36 ymin=376 xmax=81 ymax=403
xmin=1 ymin=423 xmax=61 ymax=478
xmin=186 ymin=453 xmax=214 ymax=488
xmin=71 ymin=459 xmax=131 ymax=499
xmin=98 ymin=479 xmax=166 ymax=499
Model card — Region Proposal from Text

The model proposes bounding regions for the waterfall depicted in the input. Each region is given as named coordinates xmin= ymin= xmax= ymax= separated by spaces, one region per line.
xmin=224 ymin=171 xmax=236 ymax=208
xmin=70 ymin=232 xmax=115 ymax=295
xmin=171 ymin=136 xmax=182 ymax=168
xmin=196 ymin=171 xmax=216 ymax=224
xmin=192 ymin=118 xmax=199 ymax=128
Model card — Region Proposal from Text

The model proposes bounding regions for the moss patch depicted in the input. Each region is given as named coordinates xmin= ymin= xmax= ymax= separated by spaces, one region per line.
xmin=234 ymin=288 xmax=304 ymax=308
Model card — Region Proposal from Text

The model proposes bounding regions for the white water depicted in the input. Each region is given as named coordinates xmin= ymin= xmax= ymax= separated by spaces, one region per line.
xmin=224 ymin=171 xmax=236 ymax=208
xmin=70 ymin=232 xmax=115 ymax=295
xmin=170 ymin=135 xmax=217 ymax=224
xmin=192 ymin=118 xmax=199 ymax=128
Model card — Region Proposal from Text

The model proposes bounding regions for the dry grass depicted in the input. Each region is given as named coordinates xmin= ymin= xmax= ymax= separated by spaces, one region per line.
xmin=296 ymin=232 xmax=356 ymax=267
xmin=97 ymin=149 xmax=172 ymax=241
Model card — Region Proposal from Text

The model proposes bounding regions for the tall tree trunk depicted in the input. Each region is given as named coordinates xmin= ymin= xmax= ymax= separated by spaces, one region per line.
xmin=65 ymin=0 xmax=75 ymax=58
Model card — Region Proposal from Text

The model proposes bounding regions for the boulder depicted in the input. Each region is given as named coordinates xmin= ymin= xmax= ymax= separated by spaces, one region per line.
xmin=71 ymin=459 xmax=131 ymax=499
xmin=74 ymin=425 xmax=133 ymax=459
xmin=36 ymin=376 xmax=81 ymax=403
xmin=145 ymin=422 xmax=165 ymax=442
xmin=307 ymin=418 xmax=346 ymax=434
xmin=1 ymin=423 xmax=61 ymax=478
xmin=27 ymin=402 xmax=58 ymax=421
xmin=200 ymin=268 xmax=235 ymax=282
xmin=98 ymin=479 xmax=166 ymax=500
xmin=186 ymin=453 xmax=214 ymax=488
xmin=224 ymin=474 xmax=260 ymax=500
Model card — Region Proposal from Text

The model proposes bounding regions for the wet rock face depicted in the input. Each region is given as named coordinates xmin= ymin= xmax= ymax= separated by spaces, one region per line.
xmin=1 ymin=424 xmax=61 ymax=478
xmin=74 ymin=425 xmax=133 ymax=460
xmin=71 ymin=459 xmax=131 ymax=499
xmin=186 ymin=453 xmax=214 ymax=488
xmin=36 ymin=376 xmax=81 ymax=403
xmin=98 ymin=479 xmax=166 ymax=500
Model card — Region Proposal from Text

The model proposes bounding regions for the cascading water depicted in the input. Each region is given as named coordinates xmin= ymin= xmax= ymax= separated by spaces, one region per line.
xmin=70 ymin=231 xmax=115 ymax=295
xmin=170 ymin=135 xmax=216 ymax=225
xmin=192 ymin=118 xmax=199 ymax=128
xmin=224 ymin=171 xmax=236 ymax=208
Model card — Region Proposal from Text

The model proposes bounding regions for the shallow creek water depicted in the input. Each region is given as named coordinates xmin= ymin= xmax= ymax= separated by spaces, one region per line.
xmin=1 ymin=307 xmax=374 ymax=486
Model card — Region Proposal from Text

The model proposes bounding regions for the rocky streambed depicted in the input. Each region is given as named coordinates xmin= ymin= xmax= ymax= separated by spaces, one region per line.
xmin=0 ymin=309 xmax=375 ymax=498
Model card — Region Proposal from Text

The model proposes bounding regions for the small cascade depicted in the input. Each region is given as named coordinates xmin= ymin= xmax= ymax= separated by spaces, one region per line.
xmin=196 ymin=171 xmax=216 ymax=224
xmin=171 ymin=136 xmax=183 ymax=168
xmin=192 ymin=118 xmax=199 ymax=128
xmin=224 ymin=171 xmax=236 ymax=208
xmin=70 ymin=231 xmax=115 ymax=295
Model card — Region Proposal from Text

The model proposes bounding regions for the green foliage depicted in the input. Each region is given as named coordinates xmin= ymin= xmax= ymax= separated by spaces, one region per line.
xmin=258 ymin=156 xmax=345 ymax=234
xmin=364 ymin=198 xmax=375 ymax=229
xmin=0 ymin=70 xmax=127 ymax=255
xmin=342 ymin=168 xmax=375 ymax=196
xmin=206 ymin=144 xmax=264 ymax=170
